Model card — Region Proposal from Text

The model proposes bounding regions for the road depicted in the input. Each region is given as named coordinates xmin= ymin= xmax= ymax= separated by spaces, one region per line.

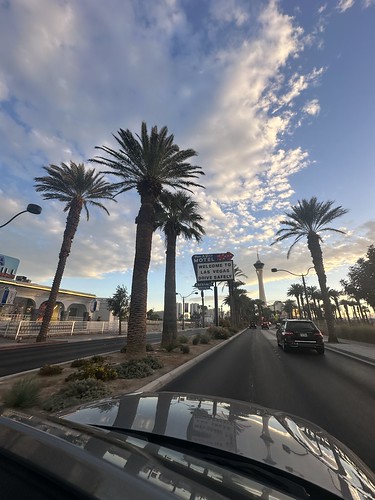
xmin=0 ymin=329 xmax=202 ymax=377
xmin=160 ymin=328 xmax=375 ymax=472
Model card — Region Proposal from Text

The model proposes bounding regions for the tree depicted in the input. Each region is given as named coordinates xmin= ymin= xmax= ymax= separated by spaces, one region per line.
xmin=341 ymin=245 xmax=375 ymax=311
xmin=92 ymin=122 xmax=204 ymax=358
xmin=155 ymin=190 xmax=205 ymax=347
xmin=287 ymin=283 xmax=304 ymax=318
xmin=271 ymin=197 xmax=348 ymax=342
xmin=34 ymin=162 xmax=115 ymax=342
xmin=107 ymin=285 xmax=131 ymax=335
xmin=328 ymin=289 xmax=343 ymax=321
xmin=283 ymin=299 xmax=296 ymax=318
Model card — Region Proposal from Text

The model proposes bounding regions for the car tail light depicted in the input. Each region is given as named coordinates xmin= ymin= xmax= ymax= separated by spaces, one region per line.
xmin=314 ymin=332 xmax=323 ymax=338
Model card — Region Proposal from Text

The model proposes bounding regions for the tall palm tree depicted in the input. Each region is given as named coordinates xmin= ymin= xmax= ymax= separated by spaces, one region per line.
xmin=307 ymin=285 xmax=320 ymax=320
xmin=271 ymin=197 xmax=348 ymax=343
xmin=155 ymin=190 xmax=205 ymax=347
xmin=287 ymin=283 xmax=304 ymax=318
xmin=92 ymin=122 xmax=204 ymax=357
xmin=328 ymin=289 xmax=343 ymax=321
xmin=34 ymin=162 xmax=116 ymax=342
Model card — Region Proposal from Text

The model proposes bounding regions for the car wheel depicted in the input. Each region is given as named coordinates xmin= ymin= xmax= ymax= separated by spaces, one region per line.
xmin=316 ymin=347 xmax=325 ymax=355
xmin=282 ymin=339 xmax=290 ymax=353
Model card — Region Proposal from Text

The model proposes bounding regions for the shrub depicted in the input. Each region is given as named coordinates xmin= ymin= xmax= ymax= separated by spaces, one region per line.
xmin=143 ymin=356 xmax=164 ymax=370
xmin=70 ymin=359 xmax=89 ymax=368
xmin=180 ymin=344 xmax=190 ymax=354
xmin=3 ymin=378 xmax=40 ymax=409
xmin=90 ymin=355 xmax=105 ymax=364
xmin=66 ymin=363 xmax=118 ymax=382
xmin=120 ymin=346 xmax=127 ymax=353
xmin=38 ymin=364 xmax=63 ymax=376
xmin=219 ymin=319 xmax=231 ymax=328
xmin=177 ymin=335 xmax=189 ymax=344
xmin=335 ymin=324 xmax=375 ymax=344
xmin=116 ymin=359 xmax=153 ymax=379
xmin=192 ymin=335 xmax=201 ymax=345
xmin=165 ymin=343 xmax=177 ymax=352
xmin=228 ymin=327 xmax=239 ymax=335
xmin=199 ymin=334 xmax=210 ymax=344
xmin=207 ymin=326 xmax=229 ymax=339
xmin=42 ymin=379 xmax=110 ymax=412
xmin=146 ymin=343 xmax=154 ymax=352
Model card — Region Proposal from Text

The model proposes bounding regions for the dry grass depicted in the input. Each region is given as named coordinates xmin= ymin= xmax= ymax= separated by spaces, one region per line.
xmin=0 ymin=340 xmax=225 ymax=411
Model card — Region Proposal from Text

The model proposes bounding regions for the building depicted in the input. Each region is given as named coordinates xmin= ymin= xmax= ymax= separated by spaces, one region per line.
xmin=254 ymin=253 xmax=267 ymax=304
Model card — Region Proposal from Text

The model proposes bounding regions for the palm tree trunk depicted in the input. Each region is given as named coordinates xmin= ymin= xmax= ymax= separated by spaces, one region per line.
xmin=161 ymin=233 xmax=177 ymax=347
xmin=127 ymin=196 xmax=154 ymax=358
xmin=308 ymin=234 xmax=338 ymax=343
xmin=36 ymin=204 xmax=81 ymax=342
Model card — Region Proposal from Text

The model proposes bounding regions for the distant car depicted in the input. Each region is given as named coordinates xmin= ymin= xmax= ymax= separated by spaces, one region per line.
xmin=249 ymin=321 xmax=257 ymax=328
xmin=261 ymin=321 xmax=270 ymax=329
xmin=276 ymin=319 xmax=325 ymax=354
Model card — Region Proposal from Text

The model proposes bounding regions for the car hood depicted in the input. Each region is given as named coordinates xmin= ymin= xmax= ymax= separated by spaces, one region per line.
xmin=62 ymin=391 xmax=375 ymax=499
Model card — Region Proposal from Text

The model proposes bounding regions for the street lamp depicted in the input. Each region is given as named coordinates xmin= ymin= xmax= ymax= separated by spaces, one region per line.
xmin=0 ymin=204 xmax=42 ymax=229
xmin=271 ymin=267 xmax=314 ymax=320
xmin=176 ymin=291 xmax=198 ymax=330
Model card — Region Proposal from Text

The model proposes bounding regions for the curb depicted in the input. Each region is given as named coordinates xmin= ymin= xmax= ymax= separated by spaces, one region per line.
xmin=139 ymin=331 xmax=244 ymax=393
xmin=324 ymin=345 xmax=375 ymax=367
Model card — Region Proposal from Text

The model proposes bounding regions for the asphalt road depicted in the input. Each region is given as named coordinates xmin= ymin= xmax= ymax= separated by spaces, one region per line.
xmin=160 ymin=328 xmax=375 ymax=472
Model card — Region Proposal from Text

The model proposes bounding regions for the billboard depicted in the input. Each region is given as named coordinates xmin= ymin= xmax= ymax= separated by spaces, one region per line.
xmin=0 ymin=254 xmax=20 ymax=279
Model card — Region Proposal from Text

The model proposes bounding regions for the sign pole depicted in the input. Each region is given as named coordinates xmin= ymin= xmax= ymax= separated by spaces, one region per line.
xmin=214 ymin=283 xmax=219 ymax=327
xmin=201 ymin=290 xmax=205 ymax=328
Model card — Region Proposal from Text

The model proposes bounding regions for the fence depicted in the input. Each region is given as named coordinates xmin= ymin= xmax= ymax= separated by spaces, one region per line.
xmin=0 ymin=319 xmax=166 ymax=340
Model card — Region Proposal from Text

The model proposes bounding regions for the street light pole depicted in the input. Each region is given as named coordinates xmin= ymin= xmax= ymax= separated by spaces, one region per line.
xmin=271 ymin=267 xmax=314 ymax=320
xmin=176 ymin=291 xmax=198 ymax=330
xmin=0 ymin=204 xmax=42 ymax=229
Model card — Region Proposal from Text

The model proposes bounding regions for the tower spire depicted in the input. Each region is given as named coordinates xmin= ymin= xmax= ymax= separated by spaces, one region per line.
xmin=254 ymin=254 xmax=266 ymax=304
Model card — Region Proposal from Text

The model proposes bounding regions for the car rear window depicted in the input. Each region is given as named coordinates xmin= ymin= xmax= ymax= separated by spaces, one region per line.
xmin=286 ymin=321 xmax=317 ymax=332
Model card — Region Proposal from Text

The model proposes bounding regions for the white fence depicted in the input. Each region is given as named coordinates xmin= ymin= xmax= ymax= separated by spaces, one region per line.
xmin=0 ymin=319 xmax=165 ymax=340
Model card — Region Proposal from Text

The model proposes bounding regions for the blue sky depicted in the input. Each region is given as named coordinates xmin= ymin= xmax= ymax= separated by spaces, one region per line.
xmin=1 ymin=0 xmax=374 ymax=311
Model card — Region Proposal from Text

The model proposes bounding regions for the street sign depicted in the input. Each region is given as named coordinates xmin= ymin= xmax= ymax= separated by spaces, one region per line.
xmin=192 ymin=252 xmax=234 ymax=281
xmin=196 ymin=260 xmax=234 ymax=282
xmin=194 ymin=281 xmax=213 ymax=290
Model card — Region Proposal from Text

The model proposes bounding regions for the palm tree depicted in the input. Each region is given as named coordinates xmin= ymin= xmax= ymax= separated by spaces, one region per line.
xmin=34 ymin=162 xmax=116 ymax=342
xmin=283 ymin=299 xmax=296 ymax=318
xmin=328 ymin=289 xmax=343 ymax=321
xmin=271 ymin=197 xmax=348 ymax=343
xmin=287 ymin=283 xmax=304 ymax=318
xmin=307 ymin=285 xmax=320 ymax=320
xmin=92 ymin=122 xmax=204 ymax=357
xmin=155 ymin=190 xmax=205 ymax=347
xmin=340 ymin=299 xmax=352 ymax=324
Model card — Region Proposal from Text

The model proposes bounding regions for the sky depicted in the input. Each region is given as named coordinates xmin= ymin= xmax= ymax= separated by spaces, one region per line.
xmin=1 ymin=0 xmax=374 ymax=312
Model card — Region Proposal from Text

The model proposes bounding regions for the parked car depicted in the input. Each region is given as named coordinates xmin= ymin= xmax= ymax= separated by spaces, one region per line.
xmin=261 ymin=321 xmax=270 ymax=329
xmin=276 ymin=319 xmax=325 ymax=354
xmin=249 ymin=321 xmax=257 ymax=328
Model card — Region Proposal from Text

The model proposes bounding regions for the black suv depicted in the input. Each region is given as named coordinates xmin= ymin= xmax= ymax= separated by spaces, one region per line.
xmin=276 ymin=319 xmax=324 ymax=354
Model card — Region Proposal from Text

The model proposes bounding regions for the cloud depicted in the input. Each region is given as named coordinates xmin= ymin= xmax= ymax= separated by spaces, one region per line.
xmin=336 ymin=0 xmax=355 ymax=12
xmin=303 ymin=99 xmax=321 ymax=116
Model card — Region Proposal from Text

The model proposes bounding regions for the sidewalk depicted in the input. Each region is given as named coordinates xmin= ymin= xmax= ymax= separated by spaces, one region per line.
xmin=323 ymin=336 xmax=375 ymax=366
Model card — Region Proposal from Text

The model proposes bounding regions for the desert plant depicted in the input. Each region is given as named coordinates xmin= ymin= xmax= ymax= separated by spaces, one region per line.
xmin=177 ymin=335 xmax=189 ymax=344
xmin=207 ymin=326 xmax=229 ymax=339
xmin=70 ymin=359 xmax=89 ymax=368
xmin=38 ymin=364 xmax=63 ymax=376
xmin=146 ymin=343 xmax=154 ymax=352
xmin=3 ymin=378 xmax=40 ymax=409
xmin=192 ymin=335 xmax=201 ymax=345
xmin=116 ymin=359 xmax=153 ymax=379
xmin=165 ymin=343 xmax=178 ymax=352
xmin=199 ymin=334 xmax=210 ymax=344
xmin=180 ymin=344 xmax=190 ymax=354
xmin=90 ymin=355 xmax=106 ymax=364
xmin=42 ymin=379 xmax=110 ymax=412
xmin=66 ymin=363 xmax=118 ymax=382
xmin=143 ymin=356 xmax=164 ymax=370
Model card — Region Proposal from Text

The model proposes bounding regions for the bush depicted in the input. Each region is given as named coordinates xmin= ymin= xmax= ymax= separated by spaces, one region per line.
xmin=42 ymin=379 xmax=110 ymax=412
xmin=199 ymin=334 xmax=210 ymax=344
xmin=219 ymin=319 xmax=231 ymax=328
xmin=165 ymin=343 xmax=177 ymax=352
xmin=3 ymin=378 xmax=40 ymax=409
xmin=70 ymin=359 xmax=89 ymax=368
xmin=180 ymin=344 xmax=190 ymax=354
xmin=143 ymin=356 xmax=164 ymax=370
xmin=90 ymin=355 xmax=105 ymax=364
xmin=177 ymin=335 xmax=189 ymax=344
xmin=228 ymin=327 xmax=239 ymax=335
xmin=120 ymin=346 xmax=127 ymax=353
xmin=146 ymin=343 xmax=154 ymax=352
xmin=192 ymin=335 xmax=201 ymax=345
xmin=207 ymin=326 xmax=229 ymax=339
xmin=66 ymin=363 xmax=118 ymax=382
xmin=38 ymin=364 xmax=63 ymax=376
xmin=116 ymin=359 xmax=153 ymax=379
xmin=335 ymin=324 xmax=375 ymax=344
